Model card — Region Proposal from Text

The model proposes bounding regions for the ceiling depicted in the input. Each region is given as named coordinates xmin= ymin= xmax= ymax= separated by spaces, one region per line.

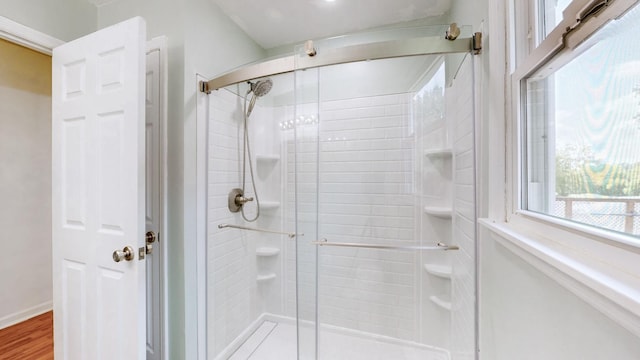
xmin=212 ymin=0 xmax=451 ymax=49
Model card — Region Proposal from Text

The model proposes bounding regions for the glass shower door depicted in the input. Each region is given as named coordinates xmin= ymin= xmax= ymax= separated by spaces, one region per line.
xmin=298 ymin=52 xmax=477 ymax=360
xmin=204 ymin=27 xmax=477 ymax=359
xmin=291 ymin=64 xmax=320 ymax=360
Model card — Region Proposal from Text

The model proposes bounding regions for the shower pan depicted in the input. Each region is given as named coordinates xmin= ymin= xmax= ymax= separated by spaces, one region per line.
xmin=201 ymin=24 xmax=480 ymax=360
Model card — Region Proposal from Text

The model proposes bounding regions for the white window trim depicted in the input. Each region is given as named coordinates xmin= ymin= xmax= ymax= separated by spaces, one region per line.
xmin=484 ymin=0 xmax=640 ymax=340
xmin=480 ymin=218 xmax=640 ymax=338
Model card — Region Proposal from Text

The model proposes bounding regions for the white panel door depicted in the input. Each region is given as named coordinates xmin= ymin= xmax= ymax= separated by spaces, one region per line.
xmin=52 ymin=17 xmax=147 ymax=360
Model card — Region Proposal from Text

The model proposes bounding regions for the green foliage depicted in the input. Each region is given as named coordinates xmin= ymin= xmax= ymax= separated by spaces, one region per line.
xmin=555 ymin=144 xmax=640 ymax=196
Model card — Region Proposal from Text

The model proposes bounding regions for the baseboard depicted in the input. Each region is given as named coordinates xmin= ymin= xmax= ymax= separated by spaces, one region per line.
xmin=0 ymin=301 xmax=53 ymax=330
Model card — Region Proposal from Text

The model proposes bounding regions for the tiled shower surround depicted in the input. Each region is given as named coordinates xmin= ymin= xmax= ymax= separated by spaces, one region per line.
xmin=207 ymin=59 xmax=475 ymax=359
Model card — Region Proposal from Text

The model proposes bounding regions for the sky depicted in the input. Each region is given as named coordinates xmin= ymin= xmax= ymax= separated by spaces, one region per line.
xmin=547 ymin=3 xmax=640 ymax=164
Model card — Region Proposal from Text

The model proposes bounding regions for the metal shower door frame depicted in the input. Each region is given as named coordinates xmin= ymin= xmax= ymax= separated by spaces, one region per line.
xmin=200 ymin=33 xmax=481 ymax=94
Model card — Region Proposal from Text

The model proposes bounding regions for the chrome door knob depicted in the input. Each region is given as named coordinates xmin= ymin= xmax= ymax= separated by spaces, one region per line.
xmin=112 ymin=246 xmax=134 ymax=262
xmin=146 ymin=231 xmax=157 ymax=244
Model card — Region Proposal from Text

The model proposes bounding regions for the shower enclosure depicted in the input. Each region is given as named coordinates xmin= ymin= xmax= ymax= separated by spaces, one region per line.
xmin=201 ymin=25 xmax=479 ymax=360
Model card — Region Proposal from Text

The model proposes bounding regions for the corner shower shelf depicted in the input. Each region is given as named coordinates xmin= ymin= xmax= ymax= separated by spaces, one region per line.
xmin=423 ymin=264 xmax=452 ymax=279
xmin=424 ymin=148 xmax=452 ymax=158
xmin=429 ymin=295 xmax=452 ymax=311
xmin=423 ymin=206 xmax=452 ymax=219
xmin=256 ymin=273 xmax=277 ymax=282
xmin=256 ymin=154 xmax=280 ymax=164
xmin=256 ymin=247 xmax=280 ymax=257
xmin=259 ymin=201 xmax=280 ymax=211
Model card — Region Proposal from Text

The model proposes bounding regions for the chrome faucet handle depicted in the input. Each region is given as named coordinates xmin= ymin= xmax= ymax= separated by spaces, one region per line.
xmin=235 ymin=195 xmax=253 ymax=206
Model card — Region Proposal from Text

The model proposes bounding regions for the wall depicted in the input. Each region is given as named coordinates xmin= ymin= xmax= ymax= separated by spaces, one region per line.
xmin=0 ymin=39 xmax=52 ymax=328
xmin=312 ymin=93 xmax=418 ymax=340
xmin=448 ymin=1 xmax=640 ymax=360
xmin=0 ymin=0 xmax=95 ymax=41
xmin=207 ymin=88 xmax=258 ymax=356
xmin=480 ymin=230 xmax=640 ymax=359
xmin=182 ymin=3 xmax=266 ymax=356
xmin=418 ymin=63 xmax=453 ymax=349
xmin=206 ymin=88 xmax=285 ymax=358
xmin=449 ymin=55 xmax=477 ymax=360
xmin=0 ymin=0 xmax=265 ymax=357
xmin=99 ymin=0 xmax=266 ymax=358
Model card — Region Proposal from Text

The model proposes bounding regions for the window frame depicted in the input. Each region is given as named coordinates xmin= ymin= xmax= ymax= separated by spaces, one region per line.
xmin=510 ymin=0 xmax=640 ymax=246
xmin=496 ymin=0 xmax=640 ymax=339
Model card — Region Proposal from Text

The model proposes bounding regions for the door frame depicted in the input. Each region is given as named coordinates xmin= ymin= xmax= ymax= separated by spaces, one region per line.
xmin=0 ymin=16 xmax=63 ymax=54
xmin=146 ymin=35 xmax=170 ymax=360
xmin=0 ymin=16 xmax=169 ymax=360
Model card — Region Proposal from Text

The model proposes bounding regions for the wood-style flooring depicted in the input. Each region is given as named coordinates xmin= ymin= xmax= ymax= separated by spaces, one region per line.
xmin=0 ymin=311 xmax=53 ymax=360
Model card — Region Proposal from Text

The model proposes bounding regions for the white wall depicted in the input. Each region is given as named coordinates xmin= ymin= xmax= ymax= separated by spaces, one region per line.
xmin=480 ymin=230 xmax=640 ymax=359
xmin=182 ymin=3 xmax=266 ymax=356
xmin=206 ymin=88 xmax=286 ymax=358
xmin=99 ymin=1 xmax=267 ymax=358
xmin=312 ymin=93 xmax=419 ymax=340
xmin=449 ymin=55 xmax=477 ymax=360
xmin=0 ymin=1 xmax=265 ymax=357
xmin=450 ymin=0 xmax=640 ymax=359
xmin=0 ymin=0 xmax=96 ymax=41
xmin=0 ymin=40 xmax=52 ymax=328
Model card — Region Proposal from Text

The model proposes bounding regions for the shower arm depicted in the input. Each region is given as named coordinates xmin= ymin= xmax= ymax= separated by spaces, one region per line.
xmin=311 ymin=239 xmax=459 ymax=251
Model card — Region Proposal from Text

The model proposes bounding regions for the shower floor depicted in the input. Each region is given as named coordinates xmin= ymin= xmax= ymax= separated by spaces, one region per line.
xmin=227 ymin=318 xmax=450 ymax=360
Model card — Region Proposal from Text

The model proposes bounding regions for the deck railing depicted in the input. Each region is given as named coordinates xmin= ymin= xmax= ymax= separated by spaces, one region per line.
xmin=556 ymin=196 xmax=640 ymax=234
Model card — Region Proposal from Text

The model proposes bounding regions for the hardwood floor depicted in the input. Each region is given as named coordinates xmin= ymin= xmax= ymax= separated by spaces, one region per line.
xmin=0 ymin=312 xmax=53 ymax=360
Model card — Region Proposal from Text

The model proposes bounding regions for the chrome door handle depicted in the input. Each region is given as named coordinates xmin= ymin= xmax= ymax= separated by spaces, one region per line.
xmin=112 ymin=246 xmax=134 ymax=262
xmin=146 ymin=231 xmax=157 ymax=244
xmin=145 ymin=231 xmax=157 ymax=255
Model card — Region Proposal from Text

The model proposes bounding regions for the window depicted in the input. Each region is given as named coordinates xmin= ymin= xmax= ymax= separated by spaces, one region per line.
xmin=517 ymin=0 xmax=640 ymax=237
xmin=536 ymin=0 xmax=572 ymax=43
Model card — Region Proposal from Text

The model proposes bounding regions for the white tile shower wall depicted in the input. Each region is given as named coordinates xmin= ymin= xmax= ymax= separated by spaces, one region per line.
xmin=418 ymin=79 xmax=453 ymax=349
xmin=207 ymin=89 xmax=285 ymax=357
xmin=282 ymin=102 xmax=320 ymax=323
xmin=283 ymin=94 xmax=427 ymax=341
xmin=450 ymin=56 xmax=477 ymax=360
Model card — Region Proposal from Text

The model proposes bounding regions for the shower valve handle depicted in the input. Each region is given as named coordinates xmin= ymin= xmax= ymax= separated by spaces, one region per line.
xmin=235 ymin=195 xmax=254 ymax=206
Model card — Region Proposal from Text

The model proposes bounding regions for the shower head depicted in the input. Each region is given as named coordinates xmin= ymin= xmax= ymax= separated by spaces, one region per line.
xmin=250 ymin=78 xmax=273 ymax=97
xmin=246 ymin=78 xmax=273 ymax=117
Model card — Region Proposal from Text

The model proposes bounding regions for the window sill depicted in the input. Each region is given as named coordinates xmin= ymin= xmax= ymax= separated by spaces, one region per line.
xmin=479 ymin=217 xmax=640 ymax=338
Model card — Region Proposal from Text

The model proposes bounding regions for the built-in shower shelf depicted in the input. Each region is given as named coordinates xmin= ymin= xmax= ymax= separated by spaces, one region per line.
xmin=256 ymin=154 xmax=280 ymax=164
xmin=423 ymin=206 xmax=452 ymax=219
xmin=423 ymin=264 xmax=452 ymax=279
xmin=256 ymin=273 xmax=277 ymax=282
xmin=429 ymin=295 xmax=452 ymax=311
xmin=259 ymin=201 xmax=280 ymax=210
xmin=256 ymin=247 xmax=280 ymax=257
xmin=424 ymin=148 xmax=452 ymax=158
